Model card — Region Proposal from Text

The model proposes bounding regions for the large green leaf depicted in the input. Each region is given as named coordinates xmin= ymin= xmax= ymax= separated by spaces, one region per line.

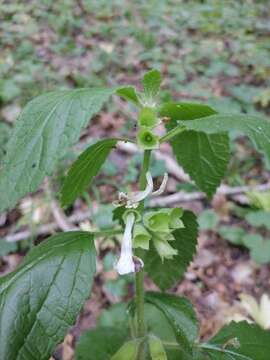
xmin=0 ymin=88 xmax=115 ymax=212
xmin=75 ymin=327 xmax=127 ymax=360
xmin=202 ymin=321 xmax=270 ymax=359
xmin=0 ymin=231 xmax=96 ymax=360
xmin=142 ymin=211 xmax=198 ymax=291
xmin=145 ymin=292 xmax=199 ymax=356
xmin=160 ymin=103 xmax=230 ymax=198
xmin=60 ymin=138 xmax=118 ymax=206
xmin=176 ymin=113 xmax=270 ymax=161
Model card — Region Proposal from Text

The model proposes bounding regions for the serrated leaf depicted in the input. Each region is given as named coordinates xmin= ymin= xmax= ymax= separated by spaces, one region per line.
xmin=0 ymin=88 xmax=115 ymax=212
xmin=145 ymin=292 xmax=199 ymax=356
xmin=60 ymin=138 xmax=117 ymax=206
xmin=142 ymin=69 xmax=162 ymax=101
xmin=141 ymin=211 xmax=198 ymax=291
xmin=0 ymin=231 xmax=96 ymax=360
xmin=160 ymin=103 xmax=230 ymax=198
xmin=117 ymin=86 xmax=140 ymax=105
xmin=203 ymin=321 xmax=270 ymax=359
xmin=177 ymin=113 xmax=270 ymax=162
xmin=75 ymin=327 xmax=127 ymax=360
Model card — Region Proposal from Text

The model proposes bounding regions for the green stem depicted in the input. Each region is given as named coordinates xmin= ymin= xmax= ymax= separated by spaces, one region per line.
xmin=160 ymin=125 xmax=186 ymax=143
xmin=135 ymin=150 xmax=151 ymax=358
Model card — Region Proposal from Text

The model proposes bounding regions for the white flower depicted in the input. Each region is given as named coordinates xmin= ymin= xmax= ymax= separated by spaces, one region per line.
xmin=239 ymin=293 xmax=270 ymax=329
xmin=115 ymin=212 xmax=136 ymax=275
xmin=115 ymin=171 xmax=168 ymax=208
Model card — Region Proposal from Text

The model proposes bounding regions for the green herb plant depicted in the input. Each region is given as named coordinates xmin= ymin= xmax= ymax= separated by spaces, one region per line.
xmin=1 ymin=70 xmax=270 ymax=359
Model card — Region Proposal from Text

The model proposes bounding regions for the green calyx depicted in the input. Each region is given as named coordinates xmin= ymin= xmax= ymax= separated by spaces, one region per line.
xmin=144 ymin=208 xmax=184 ymax=233
xmin=123 ymin=209 xmax=141 ymax=223
xmin=138 ymin=107 xmax=158 ymax=128
xmin=142 ymin=208 xmax=184 ymax=261
xmin=137 ymin=128 xmax=159 ymax=150
xmin=133 ymin=224 xmax=151 ymax=250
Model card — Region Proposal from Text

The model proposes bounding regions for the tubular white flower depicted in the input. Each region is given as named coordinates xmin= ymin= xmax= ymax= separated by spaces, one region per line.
xmin=115 ymin=212 xmax=136 ymax=275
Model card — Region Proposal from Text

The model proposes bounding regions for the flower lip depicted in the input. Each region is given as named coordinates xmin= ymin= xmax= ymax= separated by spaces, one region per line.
xmin=114 ymin=171 xmax=168 ymax=209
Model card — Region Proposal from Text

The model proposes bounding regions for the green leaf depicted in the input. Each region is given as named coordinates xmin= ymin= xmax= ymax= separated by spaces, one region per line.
xmin=203 ymin=321 xmax=270 ymax=359
xmin=0 ymin=239 xmax=17 ymax=256
xmin=218 ymin=226 xmax=245 ymax=245
xmin=142 ymin=69 xmax=162 ymax=102
xmin=75 ymin=327 xmax=127 ymax=360
xmin=141 ymin=210 xmax=198 ymax=291
xmin=0 ymin=88 xmax=115 ymax=212
xmin=116 ymin=86 xmax=140 ymax=105
xmin=145 ymin=292 xmax=199 ymax=356
xmin=177 ymin=113 xmax=270 ymax=162
xmin=245 ymin=210 xmax=270 ymax=230
xmin=0 ymin=231 xmax=96 ymax=360
xmin=242 ymin=234 xmax=270 ymax=264
xmin=198 ymin=210 xmax=219 ymax=231
xmin=60 ymin=138 xmax=117 ymax=206
xmin=160 ymin=103 xmax=230 ymax=198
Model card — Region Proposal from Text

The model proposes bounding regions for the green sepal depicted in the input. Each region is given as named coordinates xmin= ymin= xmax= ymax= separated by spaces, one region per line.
xmin=137 ymin=128 xmax=159 ymax=150
xmin=152 ymin=235 xmax=178 ymax=261
xmin=133 ymin=224 xmax=151 ymax=250
xmin=144 ymin=211 xmax=170 ymax=233
xmin=144 ymin=208 xmax=184 ymax=233
xmin=149 ymin=335 xmax=167 ymax=360
xmin=138 ymin=107 xmax=158 ymax=128
xmin=123 ymin=209 xmax=141 ymax=223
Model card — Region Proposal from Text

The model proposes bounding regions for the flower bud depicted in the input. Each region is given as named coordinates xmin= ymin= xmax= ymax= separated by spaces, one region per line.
xmin=149 ymin=335 xmax=167 ymax=360
xmin=133 ymin=224 xmax=151 ymax=250
xmin=144 ymin=211 xmax=170 ymax=233
xmin=137 ymin=128 xmax=159 ymax=150
xmin=111 ymin=339 xmax=139 ymax=360
xmin=138 ymin=107 xmax=158 ymax=128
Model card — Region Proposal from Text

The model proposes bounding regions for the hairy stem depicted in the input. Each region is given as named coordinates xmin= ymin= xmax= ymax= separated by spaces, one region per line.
xmin=135 ymin=150 xmax=151 ymax=358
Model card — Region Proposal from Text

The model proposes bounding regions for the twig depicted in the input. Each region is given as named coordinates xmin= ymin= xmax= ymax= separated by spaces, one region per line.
xmin=149 ymin=182 xmax=270 ymax=207
xmin=5 ymin=210 xmax=89 ymax=243
xmin=4 ymin=182 xmax=270 ymax=243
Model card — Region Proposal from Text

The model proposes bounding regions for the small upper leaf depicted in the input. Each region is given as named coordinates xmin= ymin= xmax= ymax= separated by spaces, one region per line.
xmin=160 ymin=102 xmax=230 ymax=198
xmin=204 ymin=321 xmax=270 ymax=359
xmin=177 ymin=113 xmax=270 ymax=162
xmin=141 ymin=210 xmax=198 ymax=291
xmin=0 ymin=231 xmax=96 ymax=360
xmin=116 ymin=86 xmax=140 ymax=105
xmin=0 ymin=87 xmax=115 ymax=212
xmin=60 ymin=138 xmax=118 ymax=206
xmin=141 ymin=69 xmax=162 ymax=103
xmin=145 ymin=292 xmax=199 ymax=356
